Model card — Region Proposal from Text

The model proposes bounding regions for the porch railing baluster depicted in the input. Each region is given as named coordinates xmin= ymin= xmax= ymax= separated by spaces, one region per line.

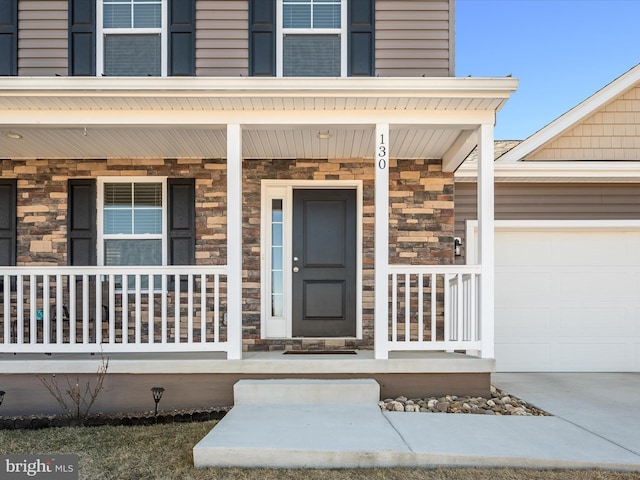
xmin=69 ymin=274 xmax=76 ymax=344
xmin=161 ymin=274 xmax=168 ymax=344
xmin=200 ymin=274 xmax=206 ymax=344
xmin=148 ymin=274 xmax=154 ymax=345
xmin=82 ymin=274 xmax=89 ymax=344
xmin=0 ymin=266 xmax=228 ymax=354
xmin=417 ymin=273 xmax=424 ymax=343
xmin=43 ymin=275 xmax=50 ymax=345
xmin=214 ymin=273 xmax=220 ymax=344
xmin=3 ymin=275 xmax=10 ymax=345
xmin=388 ymin=266 xmax=482 ymax=353
xmin=174 ymin=274 xmax=180 ymax=344
xmin=187 ymin=275 xmax=194 ymax=344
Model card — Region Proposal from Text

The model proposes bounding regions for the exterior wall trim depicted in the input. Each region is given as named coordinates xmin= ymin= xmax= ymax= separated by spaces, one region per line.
xmin=456 ymin=161 xmax=640 ymax=182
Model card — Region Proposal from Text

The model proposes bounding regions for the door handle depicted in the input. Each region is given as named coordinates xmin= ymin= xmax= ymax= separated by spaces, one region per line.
xmin=293 ymin=267 xmax=299 ymax=273
xmin=293 ymin=257 xmax=299 ymax=262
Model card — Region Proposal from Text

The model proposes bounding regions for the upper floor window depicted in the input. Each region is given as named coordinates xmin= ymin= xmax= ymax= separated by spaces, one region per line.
xmin=96 ymin=0 xmax=168 ymax=76
xmin=277 ymin=0 xmax=347 ymax=77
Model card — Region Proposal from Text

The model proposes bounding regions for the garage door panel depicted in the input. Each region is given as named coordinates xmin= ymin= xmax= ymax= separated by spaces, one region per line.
xmin=494 ymin=225 xmax=640 ymax=372
xmin=553 ymin=233 xmax=626 ymax=266
xmin=632 ymin=345 xmax=640 ymax=370
xmin=496 ymin=233 xmax=552 ymax=266
xmin=555 ymin=271 xmax=627 ymax=301
xmin=496 ymin=307 xmax=550 ymax=337
xmin=633 ymin=308 xmax=640 ymax=335
xmin=552 ymin=343 xmax=627 ymax=372
xmin=496 ymin=271 xmax=552 ymax=303
xmin=495 ymin=343 xmax=550 ymax=371
xmin=556 ymin=307 xmax=627 ymax=336
xmin=622 ymin=233 xmax=640 ymax=264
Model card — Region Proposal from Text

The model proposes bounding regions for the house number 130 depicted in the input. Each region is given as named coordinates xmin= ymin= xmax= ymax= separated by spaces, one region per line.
xmin=377 ymin=134 xmax=388 ymax=170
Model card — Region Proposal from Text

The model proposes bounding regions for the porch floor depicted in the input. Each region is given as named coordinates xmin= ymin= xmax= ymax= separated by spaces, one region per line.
xmin=0 ymin=350 xmax=494 ymax=375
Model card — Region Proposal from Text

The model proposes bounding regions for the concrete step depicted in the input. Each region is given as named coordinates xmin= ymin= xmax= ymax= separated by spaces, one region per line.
xmin=233 ymin=378 xmax=380 ymax=405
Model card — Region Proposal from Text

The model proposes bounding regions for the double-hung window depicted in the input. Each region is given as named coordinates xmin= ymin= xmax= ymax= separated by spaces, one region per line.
xmin=98 ymin=179 xmax=167 ymax=284
xmin=97 ymin=0 xmax=167 ymax=76
xmin=277 ymin=0 xmax=347 ymax=77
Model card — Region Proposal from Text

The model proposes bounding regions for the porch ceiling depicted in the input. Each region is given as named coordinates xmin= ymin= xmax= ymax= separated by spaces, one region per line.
xmin=0 ymin=76 xmax=518 ymax=165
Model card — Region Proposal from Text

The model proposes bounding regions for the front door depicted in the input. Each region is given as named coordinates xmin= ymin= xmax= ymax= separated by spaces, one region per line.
xmin=292 ymin=189 xmax=356 ymax=337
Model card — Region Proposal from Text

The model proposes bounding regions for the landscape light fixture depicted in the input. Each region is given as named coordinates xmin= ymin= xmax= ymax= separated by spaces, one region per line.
xmin=151 ymin=387 xmax=165 ymax=416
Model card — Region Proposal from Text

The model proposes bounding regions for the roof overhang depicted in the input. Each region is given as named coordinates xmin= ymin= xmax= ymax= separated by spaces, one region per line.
xmin=0 ymin=77 xmax=517 ymax=167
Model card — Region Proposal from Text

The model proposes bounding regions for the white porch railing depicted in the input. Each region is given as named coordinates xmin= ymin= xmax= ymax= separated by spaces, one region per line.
xmin=387 ymin=265 xmax=482 ymax=352
xmin=0 ymin=266 xmax=228 ymax=354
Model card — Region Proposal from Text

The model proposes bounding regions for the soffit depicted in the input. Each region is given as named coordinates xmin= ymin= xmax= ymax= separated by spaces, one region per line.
xmin=0 ymin=77 xmax=517 ymax=161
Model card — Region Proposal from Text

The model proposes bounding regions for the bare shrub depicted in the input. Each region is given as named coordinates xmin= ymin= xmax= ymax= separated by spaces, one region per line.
xmin=37 ymin=353 xmax=109 ymax=424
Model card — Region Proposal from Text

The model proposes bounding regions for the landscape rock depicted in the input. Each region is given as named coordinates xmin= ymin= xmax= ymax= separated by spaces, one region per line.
xmin=379 ymin=386 xmax=550 ymax=416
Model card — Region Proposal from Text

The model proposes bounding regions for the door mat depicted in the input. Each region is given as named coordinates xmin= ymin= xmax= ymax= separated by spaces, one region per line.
xmin=283 ymin=350 xmax=357 ymax=355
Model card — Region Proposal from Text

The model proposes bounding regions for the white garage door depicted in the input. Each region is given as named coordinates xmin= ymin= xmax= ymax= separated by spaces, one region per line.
xmin=490 ymin=222 xmax=640 ymax=372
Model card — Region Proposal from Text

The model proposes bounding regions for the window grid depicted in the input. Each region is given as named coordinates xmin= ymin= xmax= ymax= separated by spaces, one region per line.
xmin=96 ymin=0 xmax=168 ymax=76
xmin=98 ymin=178 xmax=167 ymax=269
xmin=277 ymin=0 xmax=347 ymax=77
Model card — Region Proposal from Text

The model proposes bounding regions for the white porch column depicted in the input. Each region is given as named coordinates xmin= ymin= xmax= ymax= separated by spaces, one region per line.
xmin=477 ymin=123 xmax=495 ymax=359
xmin=227 ymin=124 xmax=243 ymax=360
xmin=374 ymin=124 xmax=390 ymax=359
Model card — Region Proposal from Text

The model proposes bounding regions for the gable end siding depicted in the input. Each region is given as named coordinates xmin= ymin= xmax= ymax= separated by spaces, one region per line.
xmin=526 ymin=86 xmax=640 ymax=161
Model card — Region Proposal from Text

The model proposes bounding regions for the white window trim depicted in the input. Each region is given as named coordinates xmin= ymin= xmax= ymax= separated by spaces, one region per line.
xmin=276 ymin=0 xmax=348 ymax=77
xmin=96 ymin=0 xmax=168 ymax=77
xmin=97 ymin=176 xmax=168 ymax=268
xmin=260 ymin=179 xmax=363 ymax=339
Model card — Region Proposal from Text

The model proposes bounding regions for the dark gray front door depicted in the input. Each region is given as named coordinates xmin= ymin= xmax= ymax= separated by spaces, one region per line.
xmin=292 ymin=189 xmax=356 ymax=337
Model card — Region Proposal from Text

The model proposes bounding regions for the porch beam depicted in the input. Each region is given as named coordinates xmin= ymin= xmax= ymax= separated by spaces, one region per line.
xmin=0 ymin=109 xmax=497 ymax=127
xmin=477 ymin=123 xmax=495 ymax=359
xmin=442 ymin=129 xmax=476 ymax=172
xmin=227 ymin=124 xmax=243 ymax=360
xmin=374 ymin=124 xmax=390 ymax=360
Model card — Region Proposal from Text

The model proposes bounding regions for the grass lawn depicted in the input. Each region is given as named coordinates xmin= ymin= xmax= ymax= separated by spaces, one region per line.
xmin=0 ymin=420 xmax=636 ymax=480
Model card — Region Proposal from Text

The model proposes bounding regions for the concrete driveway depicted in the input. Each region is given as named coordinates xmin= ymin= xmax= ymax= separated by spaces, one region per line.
xmin=492 ymin=373 xmax=640 ymax=456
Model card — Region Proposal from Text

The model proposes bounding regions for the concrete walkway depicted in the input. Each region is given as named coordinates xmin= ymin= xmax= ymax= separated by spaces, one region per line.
xmin=193 ymin=376 xmax=640 ymax=471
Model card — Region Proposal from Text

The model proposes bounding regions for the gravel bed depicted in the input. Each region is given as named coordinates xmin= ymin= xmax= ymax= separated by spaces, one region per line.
xmin=379 ymin=385 xmax=551 ymax=416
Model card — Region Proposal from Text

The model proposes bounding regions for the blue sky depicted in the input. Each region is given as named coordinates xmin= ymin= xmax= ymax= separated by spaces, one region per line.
xmin=456 ymin=0 xmax=640 ymax=140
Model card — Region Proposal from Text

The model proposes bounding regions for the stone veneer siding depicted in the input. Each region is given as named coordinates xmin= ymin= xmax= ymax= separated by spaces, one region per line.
xmin=3 ymin=157 xmax=453 ymax=351
xmin=242 ymin=157 xmax=454 ymax=352
xmin=1 ymin=158 xmax=227 ymax=266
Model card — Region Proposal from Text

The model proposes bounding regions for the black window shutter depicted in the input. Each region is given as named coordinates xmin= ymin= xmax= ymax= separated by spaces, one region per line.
xmin=168 ymin=0 xmax=195 ymax=76
xmin=0 ymin=0 xmax=18 ymax=76
xmin=248 ymin=0 xmax=275 ymax=76
xmin=168 ymin=178 xmax=195 ymax=266
xmin=68 ymin=0 xmax=96 ymax=76
xmin=348 ymin=0 xmax=375 ymax=77
xmin=68 ymin=179 xmax=97 ymax=266
xmin=0 ymin=179 xmax=16 ymax=266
